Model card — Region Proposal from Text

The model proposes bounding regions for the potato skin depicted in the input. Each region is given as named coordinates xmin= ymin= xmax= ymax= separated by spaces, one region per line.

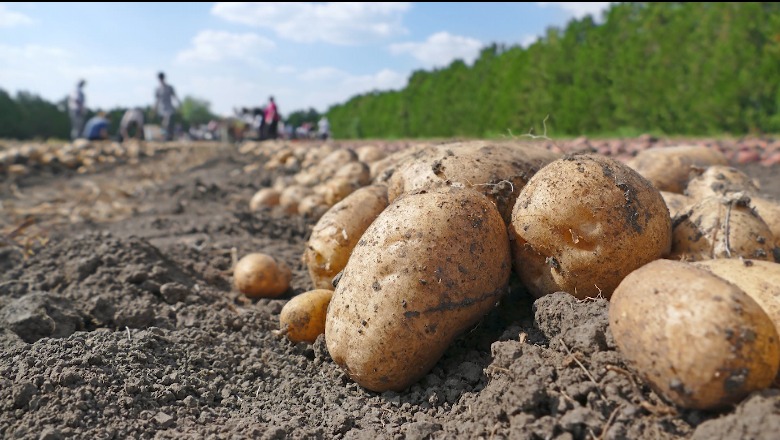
xmin=234 ymin=253 xmax=292 ymax=298
xmin=387 ymin=141 xmax=558 ymax=222
xmin=303 ymin=185 xmax=389 ymax=290
xmin=671 ymin=196 xmax=775 ymax=262
xmin=249 ymin=188 xmax=281 ymax=211
xmin=610 ymin=259 xmax=779 ymax=410
xmin=279 ymin=289 xmax=333 ymax=343
xmin=510 ymin=154 xmax=672 ymax=299
xmin=695 ymin=259 xmax=780 ymax=335
xmin=686 ymin=165 xmax=760 ymax=200
xmin=660 ymin=191 xmax=692 ymax=219
xmin=325 ymin=186 xmax=511 ymax=392
xmin=627 ymin=145 xmax=727 ymax=193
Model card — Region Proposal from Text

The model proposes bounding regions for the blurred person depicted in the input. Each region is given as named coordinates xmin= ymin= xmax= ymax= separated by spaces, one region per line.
xmin=154 ymin=72 xmax=181 ymax=141
xmin=318 ymin=116 xmax=330 ymax=140
xmin=119 ymin=107 xmax=145 ymax=141
xmin=68 ymin=79 xmax=86 ymax=140
xmin=264 ymin=96 xmax=280 ymax=140
xmin=82 ymin=111 xmax=110 ymax=141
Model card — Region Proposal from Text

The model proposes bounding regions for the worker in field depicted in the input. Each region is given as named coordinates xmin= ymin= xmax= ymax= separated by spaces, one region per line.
xmin=154 ymin=72 xmax=181 ymax=141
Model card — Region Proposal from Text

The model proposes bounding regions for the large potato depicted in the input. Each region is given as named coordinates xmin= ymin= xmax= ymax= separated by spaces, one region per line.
xmin=627 ymin=145 xmax=727 ymax=193
xmin=670 ymin=195 xmax=775 ymax=262
xmin=694 ymin=259 xmax=780 ymax=335
xmin=510 ymin=154 xmax=672 ymax=299
xmin=387 ymin=141 xmax=558 ymax=222
xmin=326 ymin=186 xmax=511 ymax=392
xmin=303 ymin=185 xmax=389 ymax=290
xmin=610 ymin=259 xmax=779 ymax=410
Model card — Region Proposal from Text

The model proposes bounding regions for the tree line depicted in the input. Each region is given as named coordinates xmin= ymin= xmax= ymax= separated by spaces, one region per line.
xmin=327 ymin=2 xmax=780 ymax=139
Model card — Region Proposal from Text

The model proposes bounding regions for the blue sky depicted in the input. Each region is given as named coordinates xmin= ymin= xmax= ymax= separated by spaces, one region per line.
xmin=0 ymin=2 xmax=611 ymax=116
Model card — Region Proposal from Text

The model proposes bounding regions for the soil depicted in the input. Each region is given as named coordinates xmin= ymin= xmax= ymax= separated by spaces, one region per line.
xmin=1 ymin=140 xmax=779 ymax=439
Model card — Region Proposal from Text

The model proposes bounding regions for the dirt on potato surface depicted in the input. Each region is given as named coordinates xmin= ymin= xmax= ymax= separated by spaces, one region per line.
xmin=1 ymin=139 xmax=779 ymax=440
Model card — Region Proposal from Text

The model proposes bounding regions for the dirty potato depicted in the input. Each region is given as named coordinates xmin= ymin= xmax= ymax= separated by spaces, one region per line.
xmin=610 ymin=259 xmax=779 ymax=410
xmin=510 ymin=154 xmax=672 ymax=299
xmin=279 ymin=289 xmax=334 ymax=343
xmin=670 ymin=194 xmax=775 ymax=262
xmin=303 ymin=185 xmax=389 ymax=290
xmin=685 ymin=165 xmax=760 ymax=200
xmin=627 ymin=145 xmax=728 ymax=193
xmin=234 ymin=253 xmax=292 ymax=298
xmin=249 ymin=188 xmax=281 ymax=211
xmin=326 ymin=186 xmax=511 ymax=392
xmin=661 ymin=191 xmax=692 ymax=219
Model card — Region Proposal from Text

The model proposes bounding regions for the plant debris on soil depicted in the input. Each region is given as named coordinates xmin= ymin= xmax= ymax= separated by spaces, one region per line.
xmin=2 ymin=139 xmax=780 ymax=439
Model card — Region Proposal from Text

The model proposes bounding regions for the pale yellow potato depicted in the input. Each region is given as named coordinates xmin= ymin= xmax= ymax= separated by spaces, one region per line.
xmin=751 ymin=196 xmax=780 ymax=252
xmin=510 ymin=154 xmax=672 ymax=299
xmin=695 ymin=259 xmax=780 ymax=336
xmin=234 ymin=253 xmax=292 ymax=298
xmin=671 ymin=195 xmax=775 ymax=262
xmin=627 ymin=145 xmax=728 ymax=193
xmin=298 ymin=193 xmax=328 ymax=219
xmin=279 ymin=185 xmax=312 ymax=215
xmin=661 ymin=191 xmax=693 ymax=219
xmin=303 ymin=185 xmax=388 ymax=290
xmin=387 ymin=141 xmax=558 ymax=222
xmin=356 ymin=145 xmax=386 ymax=163
xmin=326 ymin=186 xmax=511 ymax=392
xmin=249 ymin=188 xmax=281 ymax=211
xmin=323 ymin=177 xmax=360 ymax=206
xmin=686 ymin=165 xmax=760 ymax=200
xmin=333 ymin=161 xmax=371 ymax=186
xmin=610 ymin=259 xmax=779 ymax=410
xmin=279 ymin=289 xmax=334 ymax=343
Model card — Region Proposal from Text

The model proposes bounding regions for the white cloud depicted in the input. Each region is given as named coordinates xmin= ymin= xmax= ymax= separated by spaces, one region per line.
xmin=389 ymin=32 xmax=482 ymax=68
xmin=0 ymin=43 xmax=70 ymax=61
xmin=0 ymin=3 xmax=33 ymax=27
xmin=211 ymin=2 xmax=410 ymax=45
xmin=297 ymin=67 xmax=345 ymax=82
xmin=537 ymin=2 xmax=612 ymax=19
xmin=176 ymin=30 xmax=275 ymax=64
xmin=519 ymin=34 xmax=539 ymax=48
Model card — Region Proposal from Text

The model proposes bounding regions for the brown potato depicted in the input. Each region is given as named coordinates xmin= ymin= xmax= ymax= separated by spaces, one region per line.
xmin=326 ymin=186 xmax=511 ymax=392
xmin=387 ymin=141 xmax=558 ymax=222
xmin=510 ymin=154 xmax=672 ymax=299
xmin=249 ymin=188 xmax=281 ymax=211
xmin=234 ymin=253 xmax=292 ymax=298
xmin=279 ymin=289 xmax=333 ymax=343
xmin=694 ymin=259 xmax=780 ymax=335
xmin=671 ymin=195 xmax=775 ymax=262
xmin=751 ymin=196 xmax=780 ymax=252
xmin=610 ymin=259 xmax=779 ymax=410
xmin=356 ymin=145 xmax=386 ymax=163
xmin=297 ymin=194 xmax=328 ymax=219
xmin=323 ymin=177 xmax=360 ymax=206
xmin=279 ymin=185 xmax=312 ymax=215
xmin=627 ymin=145 xmax=727 ymax=193
xmin=303 ymin=185 xmax=388 ymax=290
xmin=333 ymin=161 xmax=371 ymax=186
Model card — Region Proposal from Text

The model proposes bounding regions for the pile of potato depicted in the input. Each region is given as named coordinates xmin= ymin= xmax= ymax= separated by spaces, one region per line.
xmin=0 ymin=140 xmax=158 ymax=177
xmin=238 ymin=139 xmax=780 ymax=410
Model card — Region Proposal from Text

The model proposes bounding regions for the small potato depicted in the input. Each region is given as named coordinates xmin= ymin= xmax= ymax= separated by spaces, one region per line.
xmin=323 ymin=177 xmax=360 ymax=206
xmin=510 ymin=154 xmax=672 ymax=299
xmin=686 ymin=166 xmax=761 ymax=200
xmin=279 ymin=289 xmax=334 ymax=343
xmin=298 ymin=194 xmax=328 ymax=219
xmin=279 ymin=185 xmax=312 ymax=215
xmin=610 ymin=259 xmax=779 ymax=410
xmin=326 ymin=186 xmax=511 ymax=392
xmin=627 ymin=145 xmax=728 ymax=193
xmin=695 ymin=259 xmax=780 ymax=335
xmin=333 ymin=161 xmax=371 ymax=186
xmin=249 ymin=188 xmax=281 ymax=211
xmin=671 ymin=195 xmax=775 ymax=262
xmin=661 ymin=191 xmax=692 ymax=219
xmin=303 ymin=185 xmax=388 ymax=290
xmin=234 ymin=253 xmax=292 ymax=298
xmin=356 ymin=145 xmax=386 ymax=163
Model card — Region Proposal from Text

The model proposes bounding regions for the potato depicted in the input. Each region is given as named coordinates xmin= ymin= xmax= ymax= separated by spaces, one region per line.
xmin=279 ymin=185 xmax=312 ymax=215
xmin=279 ymin=289 xmax=333 ymax=343
xmin=303 ymin=185 xmax=388 ymax=290
xmin=297 ymin=193 xmax=328 ymax=219
xmin=627 ymin=145 xmax=728 ymax=193
xmin=510 ymin=154 xmax=672 ymax=299
xmin=323 ymin=177 xmax=360 ymax=206
xmin=370 ymin=143 xmax=430 ymax=182
xmin=249 ymin=188 xmax=281 ymax=211
xmin=333 ymin=161 xmax=371 ymax=186
xmin=686 ymin=166 xmax=760 ymax=200
xmin=610 ymin=259 xmax=779 ymax=410
xmin=751 ymin=196 xmax=780 ymax=252
xmin=356 ymin=145 xmax=386 ymax=163
xmin=694 ymin=259 xmax=780 ymax=335
xmin=660 ymin=191 xmax=692 ymax=219
xmin=388 ymin=141 xmax=558 ymax=222
xmin=671 ymin=195 xmax=775 ymax=262
xmin=234 ymin=253 xmax=292 ymax=298
xmin=326 ymin=186 xmax=511 ymax=392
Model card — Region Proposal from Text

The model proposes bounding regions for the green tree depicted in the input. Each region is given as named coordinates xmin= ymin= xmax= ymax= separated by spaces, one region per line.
xmin=179 ymin=96 xmax=216 ymax=128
